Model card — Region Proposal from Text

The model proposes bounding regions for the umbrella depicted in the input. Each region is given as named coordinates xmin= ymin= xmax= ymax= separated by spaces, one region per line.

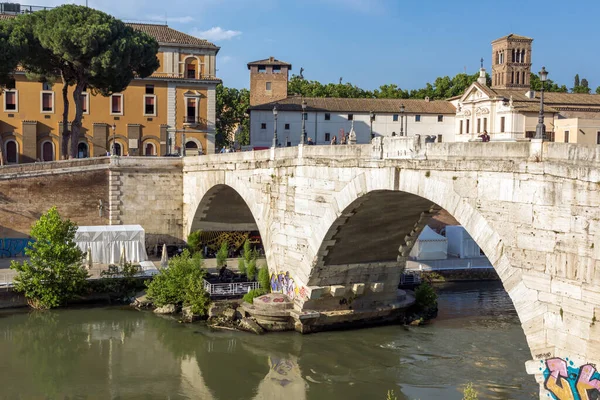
xmin=160 ymin=244 xmax=168 ymax=268
xmin=119 ymin=244 xmax=126 ymax=267
xmin=86 ymin=247 xmax=93 ymax=270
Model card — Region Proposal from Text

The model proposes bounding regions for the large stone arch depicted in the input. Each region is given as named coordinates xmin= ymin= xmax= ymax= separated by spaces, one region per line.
xmin=307 ymin=167 xmax=540 ymax=356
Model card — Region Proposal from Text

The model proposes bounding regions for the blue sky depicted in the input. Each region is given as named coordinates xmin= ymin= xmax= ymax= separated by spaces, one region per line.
xmin=33 ymin=0 xmax=600 ymax=91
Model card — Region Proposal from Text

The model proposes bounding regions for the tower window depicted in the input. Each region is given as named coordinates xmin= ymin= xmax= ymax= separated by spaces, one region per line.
xmin=273 ymin=66 xmax=281 ymax=73
xmin=516 ymin=72 xmax=520 ymax=84
xmin=597 ymin=131 xmax=600 ymax=145
xmin=266 ymin=82 xmax=272 ymax=90
xmin=258 ymin=66 xmax=266 ymax=74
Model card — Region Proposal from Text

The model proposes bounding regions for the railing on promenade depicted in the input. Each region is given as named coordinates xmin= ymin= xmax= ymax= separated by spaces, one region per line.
xmin=203 ymin=279 xmax=260 ymax=297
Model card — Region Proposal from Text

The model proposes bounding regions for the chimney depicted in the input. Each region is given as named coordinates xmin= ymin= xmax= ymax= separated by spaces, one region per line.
xmin=269 ymin=56 xmax=274 ymax=62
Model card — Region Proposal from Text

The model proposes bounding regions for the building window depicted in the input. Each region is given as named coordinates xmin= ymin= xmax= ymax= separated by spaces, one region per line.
xmin=564 ymin=131 xmax=570 ymax=143
xmin=483 ymin=118 xmax=487 ymax=132
xmin=437 ymin=115 xmax=443 ymax=122
xmin=324 ymin=113 xmax=330 ymax=121
xmin=185 ymin=98 xmax=197 ymax=123
xmin=597 ymin=131 xmax=600 ymax=145
xmin=393 ymin=114 xmax=398 ymax=122
xmin=261 ymin=123 xmax=266 ymax=129
xmin=145 ymin=142 xmax=156 ymax=156
xmin=146 ymin=85 xmax=154 ymax=95
xmin=5 ymin=140 xmax=17 ymax=164
xmin=516 ymin=72 xmax=520 ymax=85
xmin=144 ymin=95 xmax=156 ymax=116
xmin=77 ymin=142 xmax=88 ymax=158
xmin=6 ymin=79 xmax=15 ymax=90
xmin=347 ymin=114 xmax=353 ymax=120
xmin=81 ymin=92 xmax=89 ymax=114
xmin=466 ymin=119 xmax=470 ymax=134
xmin=415 ymin=115 xmax=421 ymax=122
xmin=325 ymin=133 xmax=330 ymax=142
xmin=477 ymin=118 xmax=481 ymax=133
xmin=459 ymin=120 xmax=463 ymax=134
xmin=500 ymin=117 xmax=505 ymax=133
xmin=187 ymin=64 xmax=196 ymax=79
xmin=303 ymin=112 xmax=308 ymax=121
xmin=41 ymin=91 xmax=54 ymax=113
xmin=41 ymin=141 xmax=54 ymax=161
xmin=258 ymin=66 xmax=266 ymax=73
xmin=110 ymin=94 xmax=123 ymax=115
xmin=42 ymin=82 xmax=52 ymax=91
xmin=273 ymin=66 xmax=281 ymax=73
xmin=4 ymin=90 xmax=17 ymax=112
xmin=511 ymin=71 xmax=515 ymax=84
xmin=114 ymin=142 xmax=122 ymax=156
xmin=284 ymin=123 xmax=290 ymax=130
xmin=266 ymin=82 xmax=272 ymax=91
xmin=437 ymin=134 xmax=443 ymax=143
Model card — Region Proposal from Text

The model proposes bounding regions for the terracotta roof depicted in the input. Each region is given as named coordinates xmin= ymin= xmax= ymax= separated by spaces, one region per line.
xmin=125 ymin=23 xmax=218 ymax=49
xmin=250 ymin=96 xmax=456 ymax=114
xmin=247 ymin=57 xmax=292 ymax=69
xmin=492 ymin=33 xmax=533 ymax=43
xmin=491 ymin=88 xmax=600 ymax=108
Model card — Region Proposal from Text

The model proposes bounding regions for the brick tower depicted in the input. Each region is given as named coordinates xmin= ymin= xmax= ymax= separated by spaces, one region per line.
xmin=248 ymin=57 xmax=292 ymax=106
xmin=491 ymin=34 xmax=533 ymax=89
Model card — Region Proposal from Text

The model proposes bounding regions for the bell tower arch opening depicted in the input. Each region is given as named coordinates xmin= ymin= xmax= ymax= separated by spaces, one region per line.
xmin=491 ymin=34 xmax=533 ymax=90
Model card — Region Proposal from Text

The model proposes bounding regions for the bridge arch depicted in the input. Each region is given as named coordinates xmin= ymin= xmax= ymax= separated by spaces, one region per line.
xmin=308 ymin=168 xmax=538 ymax=354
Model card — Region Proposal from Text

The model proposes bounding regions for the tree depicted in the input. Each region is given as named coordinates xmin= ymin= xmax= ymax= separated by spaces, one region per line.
xmin=10 ymin=207 xmax=88 ymax=309
xmin=582 ymin=78 xmax=589 ymax=89
xmin=529 ymin=73 xmax=568 ymax=92
xmin=596 ymin=86 xmax=600 ymax=95
xmin=574 ymin=74 xmax=580 ymax=88
xmin=0 ymin=5 xmax=160 ymax=158
xmin=216 ymin=84 xmax=250 ymax=149
xmin=216 ymin=241 xmax=229 ymax=268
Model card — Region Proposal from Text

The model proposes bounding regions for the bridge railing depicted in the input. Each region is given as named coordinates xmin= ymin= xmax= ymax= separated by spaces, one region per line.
xmin=202 ymin=279 xmax=260 ymax=297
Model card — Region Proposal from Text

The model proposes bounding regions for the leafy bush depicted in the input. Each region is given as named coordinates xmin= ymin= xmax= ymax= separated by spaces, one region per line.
xmin=238 ymin=257 xmax=246 ymax=276
xmin=187 ymin=230 xmax=203 ymax=255
xmin=146 ymin=250 xmax=206 ymax=307
xmin=415 ymin=282 xmax=438 ymax=309
xmin=463 ymin=382 xmax=478 ymax=400
xmin=258 ymin=266 xmax=270 ymax=291
xmin=11 ymin=207 xmax=88 ymax=310
xmin=243 ymin=288 xmax=267 ymax=304
xmin=184 ymin=275 xmax=211 ymax=316
xmin=216 ymin=241 xmax=228 ymax=267
xmin=96 ymin=262 xmax=142 ymax=300
xmin=246 ymin=258 xmax=257 ymax=281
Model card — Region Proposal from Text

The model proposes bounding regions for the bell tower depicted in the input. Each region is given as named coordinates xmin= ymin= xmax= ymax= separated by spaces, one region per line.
xmin=247 ymin=57 xmax=292 ymax=106
xmin=491 ymin=34 xmax=533 ymax=89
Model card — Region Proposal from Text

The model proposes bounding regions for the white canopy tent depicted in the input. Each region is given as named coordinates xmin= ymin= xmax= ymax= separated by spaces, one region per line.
xmin=446 ymin=225 xmax=483 ymax=258
xmin=75 ymin=225 xmax=148 ymax=264
xmin=409 ymin=226 xmax=448 ymax=261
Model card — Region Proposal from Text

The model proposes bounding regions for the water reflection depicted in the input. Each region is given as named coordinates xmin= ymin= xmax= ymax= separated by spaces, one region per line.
xmin=0 ymin=282 xmax=537 ymax=400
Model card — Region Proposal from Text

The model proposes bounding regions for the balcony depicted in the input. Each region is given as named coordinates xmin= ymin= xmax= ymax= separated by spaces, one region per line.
xmin=183 ymin=117 xmax=208 ymax=129
xmin=149 ymin=72 xmax=218 ymax=81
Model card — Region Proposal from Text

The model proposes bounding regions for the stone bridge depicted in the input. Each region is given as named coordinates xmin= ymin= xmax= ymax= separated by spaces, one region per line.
xmin=2 ymin=137 xmax=600 ymax=398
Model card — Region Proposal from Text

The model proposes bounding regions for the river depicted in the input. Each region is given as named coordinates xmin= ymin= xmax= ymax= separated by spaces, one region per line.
xmin=0 ymin=281 xmax=537 ymax=399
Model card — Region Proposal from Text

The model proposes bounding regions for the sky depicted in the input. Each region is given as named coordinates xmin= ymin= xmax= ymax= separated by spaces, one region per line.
xmin=27 ymin=0 xmax=600 ymax=91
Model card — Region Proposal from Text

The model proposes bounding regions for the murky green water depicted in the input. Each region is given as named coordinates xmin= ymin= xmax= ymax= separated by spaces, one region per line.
xmin=0 ymin=281 xmax=537 ymax=399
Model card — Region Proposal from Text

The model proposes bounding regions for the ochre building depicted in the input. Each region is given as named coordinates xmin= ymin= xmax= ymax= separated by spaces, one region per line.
xmin=0 ymin=14 xmax=220 ymax=164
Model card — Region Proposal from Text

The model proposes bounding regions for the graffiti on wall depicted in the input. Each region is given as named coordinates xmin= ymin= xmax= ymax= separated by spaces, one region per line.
xmin=542 ymin=357 xmax=600 ymax=400
xmin=270 ymin=272 xmax=298 ymax=299
xmin=0 ymin=238 xmax=33 ymax=258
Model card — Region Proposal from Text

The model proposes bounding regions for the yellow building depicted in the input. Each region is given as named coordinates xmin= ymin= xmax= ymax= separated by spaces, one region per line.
xmin=0 ymin=14 xmax=220 ymax=164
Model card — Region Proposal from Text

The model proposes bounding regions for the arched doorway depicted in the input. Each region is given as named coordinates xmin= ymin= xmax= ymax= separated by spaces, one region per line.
xmin=5 ymin=140 xmax=17 ymax=164
xmin=113 ymin=142 xmax=122 ymax=156
xmin=185 ymin=140 xmax=200 ymax=156
xmin=41 ymin=141 xmax=54 ymax=162
xmin=77 ymin=142 xmax=88 ymax=159
xmin=144 ymin=142 xmax=156 ymax=156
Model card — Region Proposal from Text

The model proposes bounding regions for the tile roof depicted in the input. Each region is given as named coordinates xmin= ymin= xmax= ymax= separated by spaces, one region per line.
xmin=250 ymin=96 xmax=456 ymax=114
xmin=492 ymin=33 xmax=533 ymax=42
xmin=247 ymin=57 xmax=292 ymax=69
xmin=491 ymin=88 xmax=600 ymax=109
xmin=0 ymin=14 xmax=218 ymax=49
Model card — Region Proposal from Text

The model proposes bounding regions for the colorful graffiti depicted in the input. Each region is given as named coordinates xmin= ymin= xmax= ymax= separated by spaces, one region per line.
xmin=270 ymin=272 xmax=298 ymax=299
xmin=0 ymin=238 xmax=33 ymax=258
xmin=542 ymin=357 xmax=600 ymax=400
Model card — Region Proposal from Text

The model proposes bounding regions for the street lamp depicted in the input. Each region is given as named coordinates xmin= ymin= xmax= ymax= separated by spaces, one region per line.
xmin=272 ymin=105 xmax=278 ymax=148
xmin=111 ymin=123 xmax=116 ymax=156
xmin=535 ymin=66 xmax=548 ymax=140
xmin=182 ymin=125 xmax=186 ymax=157
xmin=400 ymin=104 xmax=405 ymax=136
xmin=369 ymin=111 xmax=375 ymax=139
xmin=300 ymin=100 xmax=307 ymax=145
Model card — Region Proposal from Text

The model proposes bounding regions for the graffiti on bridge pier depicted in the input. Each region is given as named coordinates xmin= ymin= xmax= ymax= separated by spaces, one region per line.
xmin=543 ymin=357 xmax=600 ymax=400
xmin=0 ymin=238 xmax=33 ymax=258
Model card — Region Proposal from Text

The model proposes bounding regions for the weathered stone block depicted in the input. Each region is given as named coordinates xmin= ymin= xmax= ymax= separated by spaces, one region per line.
xmin=352 ymin=283 xmax=365 ymax=295
xmin=329 ymin=285 xmax=346 ymax=297
xmin=370 ymin=283 xmax=384 ymax=293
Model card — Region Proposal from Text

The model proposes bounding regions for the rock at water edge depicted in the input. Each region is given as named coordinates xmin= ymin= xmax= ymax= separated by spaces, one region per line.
xmin=154 ymin=304 xmax=177 ymax=314
xmin=239 ymin=317 xmax=264 ymax=335
xmin=132 ymin=290 xmax=152 ymax=308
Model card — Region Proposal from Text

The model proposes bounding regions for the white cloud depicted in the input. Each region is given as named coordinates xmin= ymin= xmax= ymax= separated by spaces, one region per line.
xmin=191 ymin=26 xmax=242 ymax=41
xmin=146 ymin=15 xmax=194 ymax=24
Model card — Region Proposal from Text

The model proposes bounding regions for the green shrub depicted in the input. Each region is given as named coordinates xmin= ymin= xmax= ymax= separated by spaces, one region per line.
xmin=243 ymin=288 xmax=267 ymax=304
xmin=415 ymin=282 xmax=437 ymax=309
xmin=238 ymin=257 xmax=246 ymax=276
xmin=216 ymin=241 xmax=228 ymax=267
xmin=146 ymin=250 xmax=206 ymax=307
xmin=97 ymin=262 xmax=142 ymax=300
xmin=463 ymin=382 xmax=478 ymax=400
xmin=11 ymin=207 xmax=89 ymax=310
xmin=258 ymin=266 xmax=270 ymax=291
xmin=243 ymin=240 xmax=252 ymax=263
xmin=187 ymin=230 xmax=203 ymax=254
xmin=246 ymin=258 xmax=257 ymax=281
xmin=183 ymin=275 xmax=211 ymax=316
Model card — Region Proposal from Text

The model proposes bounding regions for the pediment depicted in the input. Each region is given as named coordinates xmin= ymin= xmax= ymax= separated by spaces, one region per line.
xmin=459 ymin=83 xmax=490 ymax=104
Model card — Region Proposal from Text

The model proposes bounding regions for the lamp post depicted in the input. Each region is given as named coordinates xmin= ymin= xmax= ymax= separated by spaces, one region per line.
xmin=300 ymin=100 xmax=307 ymax=145
xmin=272 ymin=105 xmax=278 ymax=148
xmin=400 ymin=104 xmax=405 ymax=136
xmin=535 ymin=66 xmax=548 ymax=140
xmin=182 ymin=125 xmax=186 ymax=157
xmin=111 ymin=123 xmax=116 ymax=156
xmin=369 ymin=111 xmax=374 ymax=139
